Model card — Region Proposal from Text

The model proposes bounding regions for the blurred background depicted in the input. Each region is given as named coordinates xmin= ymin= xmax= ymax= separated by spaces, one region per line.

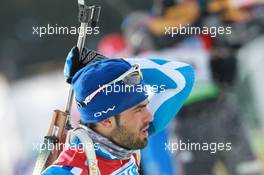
xmin=0 ymin=0 xmax=264 ymax=175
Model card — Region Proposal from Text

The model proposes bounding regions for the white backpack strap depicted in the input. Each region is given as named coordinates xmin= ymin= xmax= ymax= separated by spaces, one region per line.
xmin=134 ymin=150 xmax=141 ymax=166
xmin=69 ymin=126 xmax=100 ymax=175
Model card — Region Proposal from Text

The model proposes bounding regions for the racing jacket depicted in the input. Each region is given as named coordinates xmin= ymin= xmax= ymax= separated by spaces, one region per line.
xmin=42 ymin=147 xmax=141 ymax=175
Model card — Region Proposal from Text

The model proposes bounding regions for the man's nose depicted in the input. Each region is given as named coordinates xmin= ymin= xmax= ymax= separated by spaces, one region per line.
xmin=144 ymin=109 xmax=153 ymax=123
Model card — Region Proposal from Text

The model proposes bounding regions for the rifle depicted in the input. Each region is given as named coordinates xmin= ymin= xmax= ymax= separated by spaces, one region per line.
xmin=32 ymin=1 xmax=101 ymax=174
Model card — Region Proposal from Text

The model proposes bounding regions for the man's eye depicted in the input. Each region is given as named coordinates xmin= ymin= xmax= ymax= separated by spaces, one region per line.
xmin=135 ymin=108 xmax=143 ymax=113
xmin=136 ymin=106 xmax=148 ymax=113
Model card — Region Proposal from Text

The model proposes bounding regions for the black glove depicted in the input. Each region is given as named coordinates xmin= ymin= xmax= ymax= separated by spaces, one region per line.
xmin=64 ymin=46 xmax=107 ymax=83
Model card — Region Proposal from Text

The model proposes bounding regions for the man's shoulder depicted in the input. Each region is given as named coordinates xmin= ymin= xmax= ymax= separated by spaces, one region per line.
xmin=41 ymin=165 xmax=85 ymax=175
xmin=54 ymin=147 xmax=87 ymax=168
xmin=41 ymin=148 xmax=141 ymax=175
xmin=42 ymin=148 xmax=88 ymax=175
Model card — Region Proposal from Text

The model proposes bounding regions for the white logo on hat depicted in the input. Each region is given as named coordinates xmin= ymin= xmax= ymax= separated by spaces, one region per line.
xmin=94 ymin=105 xmax=116 ymax=118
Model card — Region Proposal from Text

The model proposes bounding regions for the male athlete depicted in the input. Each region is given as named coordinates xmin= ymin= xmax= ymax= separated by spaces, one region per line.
xmin=41 ymin=46 xmax=194 ymax=175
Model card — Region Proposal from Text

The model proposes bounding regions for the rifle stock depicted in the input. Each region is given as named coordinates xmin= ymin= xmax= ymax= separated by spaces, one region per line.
xmin=45 ymin=110 xmax=69 ymax=166
xmin=32 ymin=110 xmax=69 ymax=174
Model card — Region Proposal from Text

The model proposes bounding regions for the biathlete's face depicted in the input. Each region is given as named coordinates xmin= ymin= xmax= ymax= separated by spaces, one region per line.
xmin=110 ymin=99 xmax=152 ymax=150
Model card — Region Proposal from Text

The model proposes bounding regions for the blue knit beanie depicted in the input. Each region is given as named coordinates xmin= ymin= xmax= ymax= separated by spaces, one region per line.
xmin=72 ymin=59 xmax=148 ymax=123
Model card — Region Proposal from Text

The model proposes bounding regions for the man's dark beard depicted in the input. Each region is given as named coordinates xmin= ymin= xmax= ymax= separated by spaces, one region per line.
xmin=110 ymin=124 xmax=148 ymax=150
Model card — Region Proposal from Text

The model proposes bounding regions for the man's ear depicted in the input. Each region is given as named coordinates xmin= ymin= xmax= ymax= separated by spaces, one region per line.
xmin=99 ymin=117 xmax=116 ymax=128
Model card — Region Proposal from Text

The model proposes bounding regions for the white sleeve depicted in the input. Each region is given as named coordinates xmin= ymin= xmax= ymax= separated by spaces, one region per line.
xmin=125 ymin=58 xmax=195 ymax=135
